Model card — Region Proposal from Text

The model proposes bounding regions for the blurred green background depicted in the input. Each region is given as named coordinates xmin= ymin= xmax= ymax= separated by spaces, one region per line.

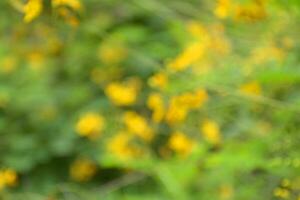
xmin=0 ymin=0 xmax=300 ymax=199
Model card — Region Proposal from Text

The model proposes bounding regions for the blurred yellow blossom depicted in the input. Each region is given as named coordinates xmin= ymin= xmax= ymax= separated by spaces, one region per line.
xmin=147 ymin=93 xmax=165 ymax=123
xmin=281 ymin=179 xmax=291 ymax=187
xmin=273 ymin=187 xmax=290 ymax=199
xmin=70 ymin=158 xmax=97 ymax=182
xmin=187 ymin=21 xmax=209 ymax=39
xmin=0 ymin=169 xmax=18 ymax=190
xmin=148 ymin=72 xmax=168 ymax=90
xmin=57 ymin=7 xmax=80 ymax=27
xmin=166 ymin=90 xmax=208 ymax=125
xmin=201 ymin=119 xmax=222 ymax=145
xmin=123 ymin=111 xmax=154 ymax=141
xmin=2 ymin=169 xmax=18 ymax=187
xmin=168 ymin=131 xmax=195 ymax=156
xmin=107 ymin=132 xmax=141 ymax=160
xmin=214 ymin=0 xmax=231 ymax=19
xmin=76 ymin=112 xmax=105 ymax=139
xmin=23 ymin=0 xmax=43 ymax=23
xmin=168 ymin=41 xmax=206 ymax=72
xmin=234 ymin=2 xmax=267 ymax=22
xmin=105 ymin=79 xmax=139 ymax=106
xmin=165 ymin=99 xmax=188 ymax=125
xmin=177 ymin=89 xmax=208 ymax=109
xmin=52 ymin=0 xmax=82 ymax=11
xmin=240 ymin=81 xmax=262 ymax=96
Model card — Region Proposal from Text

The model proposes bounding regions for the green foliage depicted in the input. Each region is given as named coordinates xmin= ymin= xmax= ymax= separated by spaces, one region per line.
xmin=0 ymin=0 xmax=300 ymax=199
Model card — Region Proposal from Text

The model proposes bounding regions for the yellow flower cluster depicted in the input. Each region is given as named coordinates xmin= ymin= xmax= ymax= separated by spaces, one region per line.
xmin=167 ymin=41 xmax=206 ymax=72
xmin=201 ymin=119 xmax=222 ymax=145
xmin=240 ymin=81 xmax=262 ymax=96
xmin=105 ymin=78 xmax=140 ymax=106
xmin=148 ymin=72 xmax=168 ymax=90
xmin=69 ymin=158 xmax=97 ymax=182
xmin=123 ymin=111 xmax=154 ymax=142
xmin=272 ymin=178 xmax=300 ymax=199
xmin=187 ymin=21 xmax=209 ymax=39
xmin=21 ymin=0 xmax=82 ymax=24
xmin=106 ymin=132 xmax=141 ymax=160
xmin=76 ymin=112 xmax=105 ymax=139
xmin=168 ymin=21 xmax=231 ymax=73
xmin=234 ymin=1 xmax=267 ymax=22
xmin=147 ymin=93 xmax=165 ymax=123
xmin=52 ymin=0 xmax=82 ymax=11
xmin=214 ymin=0 xmax=231 ymax=19
xmin=0 ymin=169 xmax=18 ymax=190
xmin=168 ymin=131 xmax=195 ymax=156
xmin=214 ymin=0 xmax=268 ymax=22
xmin=23 ymin=0 xmax=43 ymax=23
xmin=166 ymin=89 xmax=208 ymax=125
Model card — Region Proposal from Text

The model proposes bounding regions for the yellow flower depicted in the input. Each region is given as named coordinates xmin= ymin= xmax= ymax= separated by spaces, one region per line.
xmin=123 ymin=111 xmax=153 ymax=141
xmin=76 ymin=112 xmax=105 ymax=139
xmin=147 ymin=93 xmax=165 ymax=123
xmin=0 ymin=173 xmax=6 ymax=190
xmin=2 ymin=169 xmax=18 ymax=187
xmin=0 ymin=169 xmax=18 ymax=190
xmin=106 ymin=132 xmax=140 ymax=160
xmin=105 ymin=79 xmax=139 ymax=106
xmin=168 ymin=41 xmax=206 ymax=72
xmin=57 ymin=7 xmax=80 ymax=27
xmin=187 ymin=21 xmax=208 ymax=39
xmin=281 ymin=179 xmax=291 ymax=187
xmin=70 ymin=158 xmax=97 ymax=182
xmin=165 ymin=98 xmax=188 ymax=125
xmin=168 ymin=131 xmax=195 ymax=156
xmin=98 ymin=43 xmax=127 ymax=65
xmin=234 ymin=2 xmax=267 ymax=23
xmin=240 ymin=81 xmax=262 ymax=96
xmin=273 ymin=188 xmax=290 ymax=199
xmin=148 ymin=72 xmax=168 ymax=90
xmin=52 ymin=0 xmax=82 ymax=11
xmin=23 ymin=0 xmax=43 ymax=23
xmin=214 ymin=0 xmax=231 ymax=19
xmin=165 ymin=89 xmax=208 ymax=125
xmin=177 ymin=89 xmax=208 ymax=109
xmin=201 ymin=119 xmax=221 ymax=145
